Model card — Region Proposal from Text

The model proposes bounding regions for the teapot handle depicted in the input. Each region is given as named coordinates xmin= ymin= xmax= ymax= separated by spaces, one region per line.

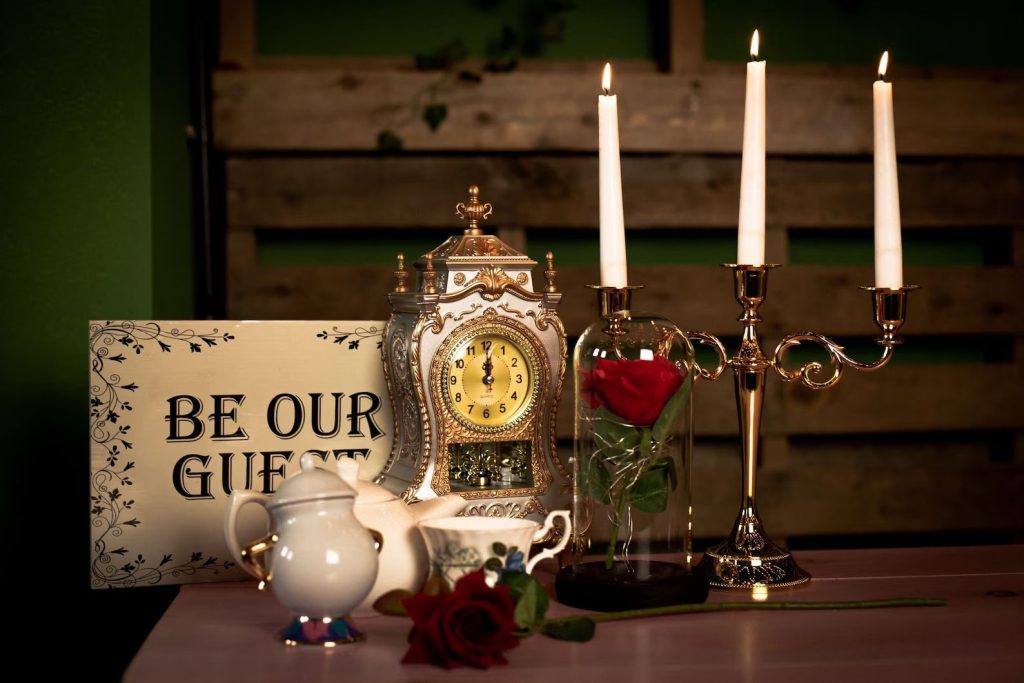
xmin=369 ymin=528 xmax=384 ymax=554
xmin=224 ymin=490 xmax=272 ymax=579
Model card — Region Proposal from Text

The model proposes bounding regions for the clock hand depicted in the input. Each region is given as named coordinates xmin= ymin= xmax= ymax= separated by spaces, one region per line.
xmin=482 ymin=346 xmax=495 ymax=388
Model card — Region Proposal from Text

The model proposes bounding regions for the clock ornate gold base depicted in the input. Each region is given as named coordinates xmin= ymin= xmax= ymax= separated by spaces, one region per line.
xmin=379 ymin=186 xmax=568 ymax=522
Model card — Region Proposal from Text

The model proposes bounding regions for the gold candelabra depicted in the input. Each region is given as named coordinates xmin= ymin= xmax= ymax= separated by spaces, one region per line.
xmin=692 ymin=264 xmax=917 ymax=588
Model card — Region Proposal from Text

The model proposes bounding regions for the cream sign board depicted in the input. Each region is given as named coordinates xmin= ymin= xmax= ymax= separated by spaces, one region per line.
xmin=89 ymin=321 xmax=391 ymax=589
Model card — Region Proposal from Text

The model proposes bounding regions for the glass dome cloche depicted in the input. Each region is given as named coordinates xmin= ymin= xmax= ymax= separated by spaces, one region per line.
xmin=555 ymin=286 xmax=708 ymax=611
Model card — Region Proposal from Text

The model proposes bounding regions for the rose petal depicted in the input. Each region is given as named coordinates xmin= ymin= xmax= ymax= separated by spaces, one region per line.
xmin=402 ymin=591 xmax=443 ymax=624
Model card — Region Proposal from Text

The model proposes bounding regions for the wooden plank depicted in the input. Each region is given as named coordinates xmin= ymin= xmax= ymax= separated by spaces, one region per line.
xmin=559 ymin=265 xmax=1024 ymax=338
xmin=212 ymin=68 xmax=1024 ymax=154
xmin=778 ymin=363 xmax=1024 ymax=434
xmin=225 ymin=156 xmax=1024 ymax=229
xmin=554 ymin=361 xmax=1023 ymax=438
xmin=669 ymin=0 xmax=704 ymax=73
xmin=225 ymin=230 xmax=257 ymax=314
xmin=696 ymin=461 xmax=1024 ymax=536
xmin=225 ymin=261 xmax=1024 ymax=338
xmin=218 ymin=0 xmax=255 ymax=69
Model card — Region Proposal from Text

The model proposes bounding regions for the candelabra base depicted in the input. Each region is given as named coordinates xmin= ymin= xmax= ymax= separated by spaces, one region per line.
xmin=698 ymin=505 xmax=810 ymax=589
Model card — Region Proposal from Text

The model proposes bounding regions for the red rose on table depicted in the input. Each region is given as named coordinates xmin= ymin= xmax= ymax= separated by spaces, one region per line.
xmin=583 ymin=355 xmax=685 ymax=426
xmin=401 ymin=569 xmax=520 ymax=670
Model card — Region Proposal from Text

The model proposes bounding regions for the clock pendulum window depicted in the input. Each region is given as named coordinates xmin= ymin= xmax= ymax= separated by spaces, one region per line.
xmin=378 ymin=185 xmax=568 ymax=521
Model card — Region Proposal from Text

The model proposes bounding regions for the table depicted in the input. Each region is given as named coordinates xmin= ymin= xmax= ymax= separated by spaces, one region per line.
xmin=126 ymin=545 xmax=1024 ymax=682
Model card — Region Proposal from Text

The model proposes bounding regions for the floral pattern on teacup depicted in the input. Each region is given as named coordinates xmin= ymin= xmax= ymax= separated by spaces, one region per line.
xmin=431 ymin=541 xmax=526 ymax=587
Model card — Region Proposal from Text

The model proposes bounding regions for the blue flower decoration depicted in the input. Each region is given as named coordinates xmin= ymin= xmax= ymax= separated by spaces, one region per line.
xmin=504 ymin=550 xmax=525 ymax=573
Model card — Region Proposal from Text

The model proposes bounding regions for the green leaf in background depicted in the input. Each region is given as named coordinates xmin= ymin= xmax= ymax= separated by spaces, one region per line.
xmin=652 ymin=376 xmax=691 ymax=442
xmin=630 ymin=466 xmax=669 ymax=513
xmin=414 ymin=38 xmax=469 ymax=70
xmin=542 ymin=616 xmax=596 ymax=642
xmin=485 ymin=557 xmax=504 ymax=572
xmin=376 ymin=129 xmax=403 ymax=151
xmin=372 ymin=589 xmax=413 ymax=617
xmin=581 ymin=453 xmax=612 ymax=504
xmin=492 ymin=542 xmax=508 ymax=557
xmin=422 ymin=103 xmax=448 ymax=132
xmin=500 ymin=572 xmax=550 ymax=635
xmin=593 ymin=406 xmax=640 ymax=461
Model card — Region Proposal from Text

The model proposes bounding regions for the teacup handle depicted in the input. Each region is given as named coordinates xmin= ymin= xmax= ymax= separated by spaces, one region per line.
xmin=224 ymin=490 xmax=272 ymax=578
xmin=526 ymin=510 xmax=572 ymax=574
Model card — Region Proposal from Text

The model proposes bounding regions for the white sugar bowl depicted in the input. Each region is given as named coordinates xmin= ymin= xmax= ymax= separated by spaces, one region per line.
xmin=225 ymin=452 xmax=381 ymax=643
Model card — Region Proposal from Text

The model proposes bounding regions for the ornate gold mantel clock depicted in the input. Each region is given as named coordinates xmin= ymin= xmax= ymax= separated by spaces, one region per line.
xmin=379 ymin=185 xmax=567 ymax=520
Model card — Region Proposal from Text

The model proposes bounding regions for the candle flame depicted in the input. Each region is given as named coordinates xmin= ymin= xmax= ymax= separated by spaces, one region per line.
xmin=878 ymin=51 xmax=889 ymax=80
xmin=750 ymin=30 xmax=760 ymax=59
xmin=602 ymin=62 xmax=612 ymax=94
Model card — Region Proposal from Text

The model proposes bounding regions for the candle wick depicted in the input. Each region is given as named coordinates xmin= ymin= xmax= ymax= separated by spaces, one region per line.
xmin=602 ymin=87 xmax=609 ymax=95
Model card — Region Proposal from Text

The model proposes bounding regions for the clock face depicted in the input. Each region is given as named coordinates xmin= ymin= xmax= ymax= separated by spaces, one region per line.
xmin=443 ymin=330 xmax=538 ymax=430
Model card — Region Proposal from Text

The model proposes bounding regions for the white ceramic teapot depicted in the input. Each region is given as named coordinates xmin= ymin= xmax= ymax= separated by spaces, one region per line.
xmin=336 ymin=458 xmax=466 ymax=609
xmin=225 ymin=453 xmax=381 ymax=643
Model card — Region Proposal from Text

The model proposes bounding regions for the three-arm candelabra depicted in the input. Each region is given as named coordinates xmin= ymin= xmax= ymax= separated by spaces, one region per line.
xmin=689 ymin=265 xmax=917 ymax=588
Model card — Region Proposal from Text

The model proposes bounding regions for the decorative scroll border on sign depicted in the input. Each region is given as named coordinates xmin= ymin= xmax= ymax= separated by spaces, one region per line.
xmin=89 ymin=321 xmax=240 ymax=588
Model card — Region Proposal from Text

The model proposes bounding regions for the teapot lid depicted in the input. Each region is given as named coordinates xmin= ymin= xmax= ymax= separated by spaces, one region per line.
xmin=337 ymin=457 xmax=397 ymax=504
xmin=270 ymin=452 xmax=356 ymax=508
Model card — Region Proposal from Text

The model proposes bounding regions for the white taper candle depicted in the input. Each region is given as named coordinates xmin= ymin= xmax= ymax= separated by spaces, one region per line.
xmin=598 ymin=62 xmax=628 ymax=287
xmin=873 ymin=51 xmax=903 ymax=289
xmin=737 ymin=29 xmax=766 ymax=266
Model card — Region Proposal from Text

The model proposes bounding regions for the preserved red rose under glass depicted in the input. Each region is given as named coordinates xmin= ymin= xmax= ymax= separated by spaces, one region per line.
xmin=555 ymin=287 xmax=708 ymax=611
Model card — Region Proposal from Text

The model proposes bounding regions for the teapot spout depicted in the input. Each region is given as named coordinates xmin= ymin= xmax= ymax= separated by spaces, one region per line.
xmin=411 ymin=494 xmax=467 ymax=521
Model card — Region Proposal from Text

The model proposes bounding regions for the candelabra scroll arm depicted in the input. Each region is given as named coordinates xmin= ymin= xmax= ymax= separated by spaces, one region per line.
xmin=772 ymin=333 xmax=894 ymax=390
xmin=771 ymin=285 xmax=917 ymax=391
xmin=684 ymin=331 xmax=728 ymax=382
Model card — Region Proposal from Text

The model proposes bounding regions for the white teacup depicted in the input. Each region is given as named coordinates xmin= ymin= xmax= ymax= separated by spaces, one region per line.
xmin=418 ymin=511 xmax=571 ymax=588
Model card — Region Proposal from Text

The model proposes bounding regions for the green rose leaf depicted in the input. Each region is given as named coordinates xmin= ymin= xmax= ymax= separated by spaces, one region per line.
xmin=654 ymin=456 xmax=678 ymax=491
xmin=492 ymin=542 xmax=508 ymax=557
xmin=371 ymin=589 xmax=413 ymax=617
xmin=543 ymin=617 xmax=596 ymax=642
xmin=630 ymin=466 xmax=669 ymax=514
xmin=500 ymin=572 xmax=550 ymax=634
xmin=581 ymin=453 xmax=612 ymax=504
xmin=652 ymin=376 xmax=691 ymax=442
xmin=593 ymin=407 xmax=641 ymax=461
xmin=484 ymin=557 xmax=504 ymax=572
xmin=423 ymin=571 xmax=451 ymax=596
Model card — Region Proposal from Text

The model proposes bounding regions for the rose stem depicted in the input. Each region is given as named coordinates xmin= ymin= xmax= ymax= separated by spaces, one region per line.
xmin=545 ymin=598 xmax=946 ymax=627
xmin=605 ymin=487 xmax=629 ymax=569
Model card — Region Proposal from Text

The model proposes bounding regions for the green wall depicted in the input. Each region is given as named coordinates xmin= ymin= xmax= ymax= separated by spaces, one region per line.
xmin=0 ymin=1 xmax=193 ymax=678
xmin=256 ymin=0 xmax=1023 ymax=67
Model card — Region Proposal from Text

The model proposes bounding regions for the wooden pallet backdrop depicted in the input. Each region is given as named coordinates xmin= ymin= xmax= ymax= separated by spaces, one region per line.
xmin=215 ymin=0 xmax=1024 ymax=542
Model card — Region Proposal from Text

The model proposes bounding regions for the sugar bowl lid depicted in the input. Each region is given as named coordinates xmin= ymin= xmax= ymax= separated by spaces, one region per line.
xmin=269 ymin=451 xmax=356 ymax=509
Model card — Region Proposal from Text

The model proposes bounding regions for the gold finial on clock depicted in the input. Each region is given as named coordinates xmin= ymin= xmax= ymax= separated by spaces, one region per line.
xmin=545 ymin=251 xmax=558 ymax=293
xmin=393 ymin=252 xmax=410 ymax=293
xmin=422 ymin=254 xmax=439 ymax=294
xmin=455 ymin=184 xmax=493 ymax=236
